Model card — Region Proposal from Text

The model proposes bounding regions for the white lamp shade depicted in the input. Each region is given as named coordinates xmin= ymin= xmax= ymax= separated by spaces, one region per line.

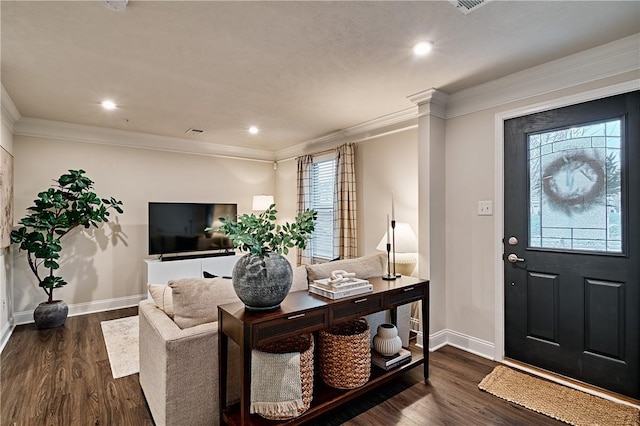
xmin=252 ymin=195 xmax=274 ymax=211
xmin=376 ymin=222 xmax=418 ymax=254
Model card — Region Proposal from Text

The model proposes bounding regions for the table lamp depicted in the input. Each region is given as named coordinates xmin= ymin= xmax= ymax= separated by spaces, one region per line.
xmin=376 ymin=222 xmax=418 ymax=276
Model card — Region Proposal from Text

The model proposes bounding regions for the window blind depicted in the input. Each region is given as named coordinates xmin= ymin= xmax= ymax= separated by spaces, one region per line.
xmin=311 ymin=158 xmax=336 ymax=260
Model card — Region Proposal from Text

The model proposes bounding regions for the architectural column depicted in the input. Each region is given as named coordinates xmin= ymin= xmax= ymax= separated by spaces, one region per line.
xmin=408 ymin=88 xmax=448 ymax=344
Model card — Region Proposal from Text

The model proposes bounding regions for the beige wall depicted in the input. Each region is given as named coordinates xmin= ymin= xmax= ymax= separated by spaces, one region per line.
xmin=12 ymin=136 xmax=274 ymax=316
xmin=356 ymin=129 xmax=419 ymax=259
xmin=274 ymin=158 xmax=299 ymax=266
xmin=445 ymin=107 xmax=495 ymax=342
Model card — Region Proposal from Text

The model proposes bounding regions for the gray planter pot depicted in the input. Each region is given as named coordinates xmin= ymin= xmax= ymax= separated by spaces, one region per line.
xmin=34 ymin=300 xmax=68 ymax=329
xmin=232 ymin=252 xmax=293 ymax=311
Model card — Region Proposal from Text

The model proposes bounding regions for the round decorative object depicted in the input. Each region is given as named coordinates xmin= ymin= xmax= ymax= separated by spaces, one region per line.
xmin=373 ymin=323 xmax=402 ymax=356
xmin=33 ymin=300 xmax=68 ymax=329
xmin=232 ymin=252 xmax=293 ymax=311
xmin=542 ymin=153 xmax=605 ymax=214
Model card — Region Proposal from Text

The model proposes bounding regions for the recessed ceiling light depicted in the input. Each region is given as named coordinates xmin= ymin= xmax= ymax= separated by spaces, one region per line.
xmin=248 ymin=126 xmax=259 ymax=135
xmin=413 ymin=41 xmax=434 ymax=56
xmin=101 ymin=100 xmax=117 ymax=110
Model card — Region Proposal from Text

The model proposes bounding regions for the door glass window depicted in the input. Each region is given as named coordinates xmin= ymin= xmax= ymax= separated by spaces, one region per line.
xmin=529 ymin=119 xmax=622 ymax=252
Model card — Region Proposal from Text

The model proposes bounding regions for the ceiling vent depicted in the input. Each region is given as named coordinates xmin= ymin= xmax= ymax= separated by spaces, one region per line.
xmin=450 ymin=0 xmax=491 ymax=14
xmin=101 ymin=0 xmax=128 ymax=12
xmin=185 ymin=128 xmax=206 ymax=136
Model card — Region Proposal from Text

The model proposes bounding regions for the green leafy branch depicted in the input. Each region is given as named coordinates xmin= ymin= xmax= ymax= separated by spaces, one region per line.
xmin=211 ymin=204 xmax=317 ymax=255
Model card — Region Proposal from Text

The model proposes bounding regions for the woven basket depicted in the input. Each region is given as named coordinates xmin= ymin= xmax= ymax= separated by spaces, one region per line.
xmin=255 ymin=334 xmax=314 ymax=420
xmin=319 ymin=319 xmax=371 ymax=389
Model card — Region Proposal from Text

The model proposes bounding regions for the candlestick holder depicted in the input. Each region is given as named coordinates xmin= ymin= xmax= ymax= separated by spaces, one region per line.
xmin=382 ymin=242 xmax=396 ymax=280
xmin=391 ymin=219 xmax=401 ymax=278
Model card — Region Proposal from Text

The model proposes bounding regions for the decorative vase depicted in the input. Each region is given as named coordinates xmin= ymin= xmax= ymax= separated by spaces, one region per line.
xmin=33 ymin=300 xmax=68 ymax=329
xmin=232 ymin=252 xmax=293 ymax=311
xmin=373 ymin=323 xmax=402 ymax=356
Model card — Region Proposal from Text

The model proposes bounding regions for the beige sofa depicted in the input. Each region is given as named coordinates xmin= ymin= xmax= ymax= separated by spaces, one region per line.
xmin=139 ymin=284 xmax=240 ymax=426
xmin=138 ymin=253 xmax=412 ymax=426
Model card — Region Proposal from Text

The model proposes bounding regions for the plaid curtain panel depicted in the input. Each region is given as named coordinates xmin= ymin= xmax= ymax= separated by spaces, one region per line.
xmin=335 ymin=143 xmax=357 ymax=259
xmin=296 ymin=154 xmax=313 ymax=266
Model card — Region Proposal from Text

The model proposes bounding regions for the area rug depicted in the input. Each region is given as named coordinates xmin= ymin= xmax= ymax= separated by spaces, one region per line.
xmin=478 ymin=365 xmax=640 ymax=426
xmin=100 ymin=316 xmax=139 ymax=379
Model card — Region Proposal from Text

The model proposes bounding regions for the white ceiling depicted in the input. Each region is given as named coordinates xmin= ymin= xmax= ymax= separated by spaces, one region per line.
xmin=2 ymin=1 xmax=639 ymax=156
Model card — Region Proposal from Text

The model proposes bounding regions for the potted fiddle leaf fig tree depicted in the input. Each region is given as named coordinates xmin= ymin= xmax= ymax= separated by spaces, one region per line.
xmin=212 ymin=204 xmax=316 ymax=311
xmin=10 ymin=169 xmax=124 ymax=329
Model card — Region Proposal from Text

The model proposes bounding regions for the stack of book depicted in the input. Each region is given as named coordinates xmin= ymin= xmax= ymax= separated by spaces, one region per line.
xmin=308 ymin=277 xmax=372 ymax=300
xmin=371 ymin=348 xmax=412 ymax=370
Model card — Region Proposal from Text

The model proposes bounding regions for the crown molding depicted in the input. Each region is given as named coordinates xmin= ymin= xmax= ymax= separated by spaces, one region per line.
xmin=407 ymin=88 xmax=449 ymax=119
xmin=275 ymin=107 xmax=418 ymax=161
xmin=7 ymin=35 xmax=637 ymax=162
xmin=1 ymin=85 xmax=21 ymax=133
xmin=13 ymin=117 xmax=276 ymax=162
xmin=446 ymin=33 xmax=640 ymax=118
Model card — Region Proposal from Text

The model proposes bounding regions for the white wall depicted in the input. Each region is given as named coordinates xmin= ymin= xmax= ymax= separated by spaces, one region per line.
xmin=12 ymin=135 xmax=274 ymax=320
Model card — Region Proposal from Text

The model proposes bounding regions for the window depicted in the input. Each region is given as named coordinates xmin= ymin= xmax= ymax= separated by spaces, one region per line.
xmin=310 ymin=157 xmax=336 ymax=260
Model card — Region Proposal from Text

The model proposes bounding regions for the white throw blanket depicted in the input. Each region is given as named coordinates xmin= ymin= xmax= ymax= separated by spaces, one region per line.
xmin=250 ymin=350 xmax=303 ymax=418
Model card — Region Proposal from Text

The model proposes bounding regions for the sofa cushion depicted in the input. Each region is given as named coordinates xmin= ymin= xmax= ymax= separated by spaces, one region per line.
xmin=148 ymin=284 xmax=175 ymax=316
xmin=305 ymin=253 xmax=386 ymax=282
xmin=169 ymin=277 xmax=241 ymax=329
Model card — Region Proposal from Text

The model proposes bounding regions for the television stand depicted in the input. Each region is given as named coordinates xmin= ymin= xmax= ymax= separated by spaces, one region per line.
xmin=144 ymin=253 xmax=243 ymax=285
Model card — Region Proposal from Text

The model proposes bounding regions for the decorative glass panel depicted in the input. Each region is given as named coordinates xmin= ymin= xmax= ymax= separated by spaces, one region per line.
xmin=529 ymin=119 xmax=622 ymax=253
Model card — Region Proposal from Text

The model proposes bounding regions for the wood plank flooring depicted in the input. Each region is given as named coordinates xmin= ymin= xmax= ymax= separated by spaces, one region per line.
xmin=1 ymin=307 xmax=563 ymax=425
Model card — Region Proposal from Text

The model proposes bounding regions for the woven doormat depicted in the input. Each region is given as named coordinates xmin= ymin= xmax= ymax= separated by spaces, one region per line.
xmin=479 ymin=365 xmax=639 ymax=426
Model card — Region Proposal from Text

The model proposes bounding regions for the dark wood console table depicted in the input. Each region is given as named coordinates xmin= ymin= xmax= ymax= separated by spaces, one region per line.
xmin=218 ymin=276 xmax=429 ymax=425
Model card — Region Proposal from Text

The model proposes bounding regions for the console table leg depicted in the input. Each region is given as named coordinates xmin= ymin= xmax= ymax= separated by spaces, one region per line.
xmin=219 ymin=319 xmax=228 ymax=424
xmin=240 ymin=324 xmax=252 ymax=425
xmin=422 ymin=293 xmax=429 ymax=381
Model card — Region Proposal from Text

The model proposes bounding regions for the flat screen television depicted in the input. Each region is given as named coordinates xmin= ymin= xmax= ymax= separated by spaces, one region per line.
xmin=148 ymin=202 xmax=237 ymax=258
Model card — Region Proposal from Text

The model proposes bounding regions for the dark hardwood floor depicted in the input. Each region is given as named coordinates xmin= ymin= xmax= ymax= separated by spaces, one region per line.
xmin=1 ymin=307 xmax=562 ymax=425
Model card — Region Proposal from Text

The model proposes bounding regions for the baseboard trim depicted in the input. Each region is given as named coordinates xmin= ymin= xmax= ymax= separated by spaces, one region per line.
xmin=428 ymin=328 xmax=495 ymax=360
xmin=428 ymin=329 xmax=448 ymax=352
xmin=0 ymin=321 xmax=15 ymax=354
xmin=12 ymin=294 xmax=147 ymax=326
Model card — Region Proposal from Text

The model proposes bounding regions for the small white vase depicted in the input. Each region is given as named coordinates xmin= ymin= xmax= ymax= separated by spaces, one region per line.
xmin=373 ymin=323 xmax=402 ymax=356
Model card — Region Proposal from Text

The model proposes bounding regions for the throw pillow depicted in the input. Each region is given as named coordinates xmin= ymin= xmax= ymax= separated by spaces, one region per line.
xmin=169 ymin=277 xmax=240 ymax=329
xmin=305 ymin=253 xmax=386 ymax=281
xmin=290 ymin=265 xmax=309 ymax=292
xmin=148 ymin=284 xmax=175 ymax=317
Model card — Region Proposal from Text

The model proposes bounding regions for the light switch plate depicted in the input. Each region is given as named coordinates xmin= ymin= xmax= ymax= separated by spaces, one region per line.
xmin=478 ymin=200 xmax=493 ymax=216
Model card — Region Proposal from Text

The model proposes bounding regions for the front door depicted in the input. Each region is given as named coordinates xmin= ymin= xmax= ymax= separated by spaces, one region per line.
xmin=504 ymin=91 xmax=639 ymax=399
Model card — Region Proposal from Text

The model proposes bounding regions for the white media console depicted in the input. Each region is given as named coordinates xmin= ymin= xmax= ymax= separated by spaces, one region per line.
xmin=143 ymin=254 xmax=244 ymax=285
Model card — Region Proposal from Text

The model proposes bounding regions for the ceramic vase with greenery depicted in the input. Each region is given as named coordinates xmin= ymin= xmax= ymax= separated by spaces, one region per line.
xmin=10 ymin=169 xmax=124 ymax=328
xmin=214 ymin=204 xmax=316 ymax=311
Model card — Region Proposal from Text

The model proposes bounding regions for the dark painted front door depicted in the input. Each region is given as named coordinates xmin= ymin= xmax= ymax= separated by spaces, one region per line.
xmin=504 ymin=91 xmax=639 ymax=398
